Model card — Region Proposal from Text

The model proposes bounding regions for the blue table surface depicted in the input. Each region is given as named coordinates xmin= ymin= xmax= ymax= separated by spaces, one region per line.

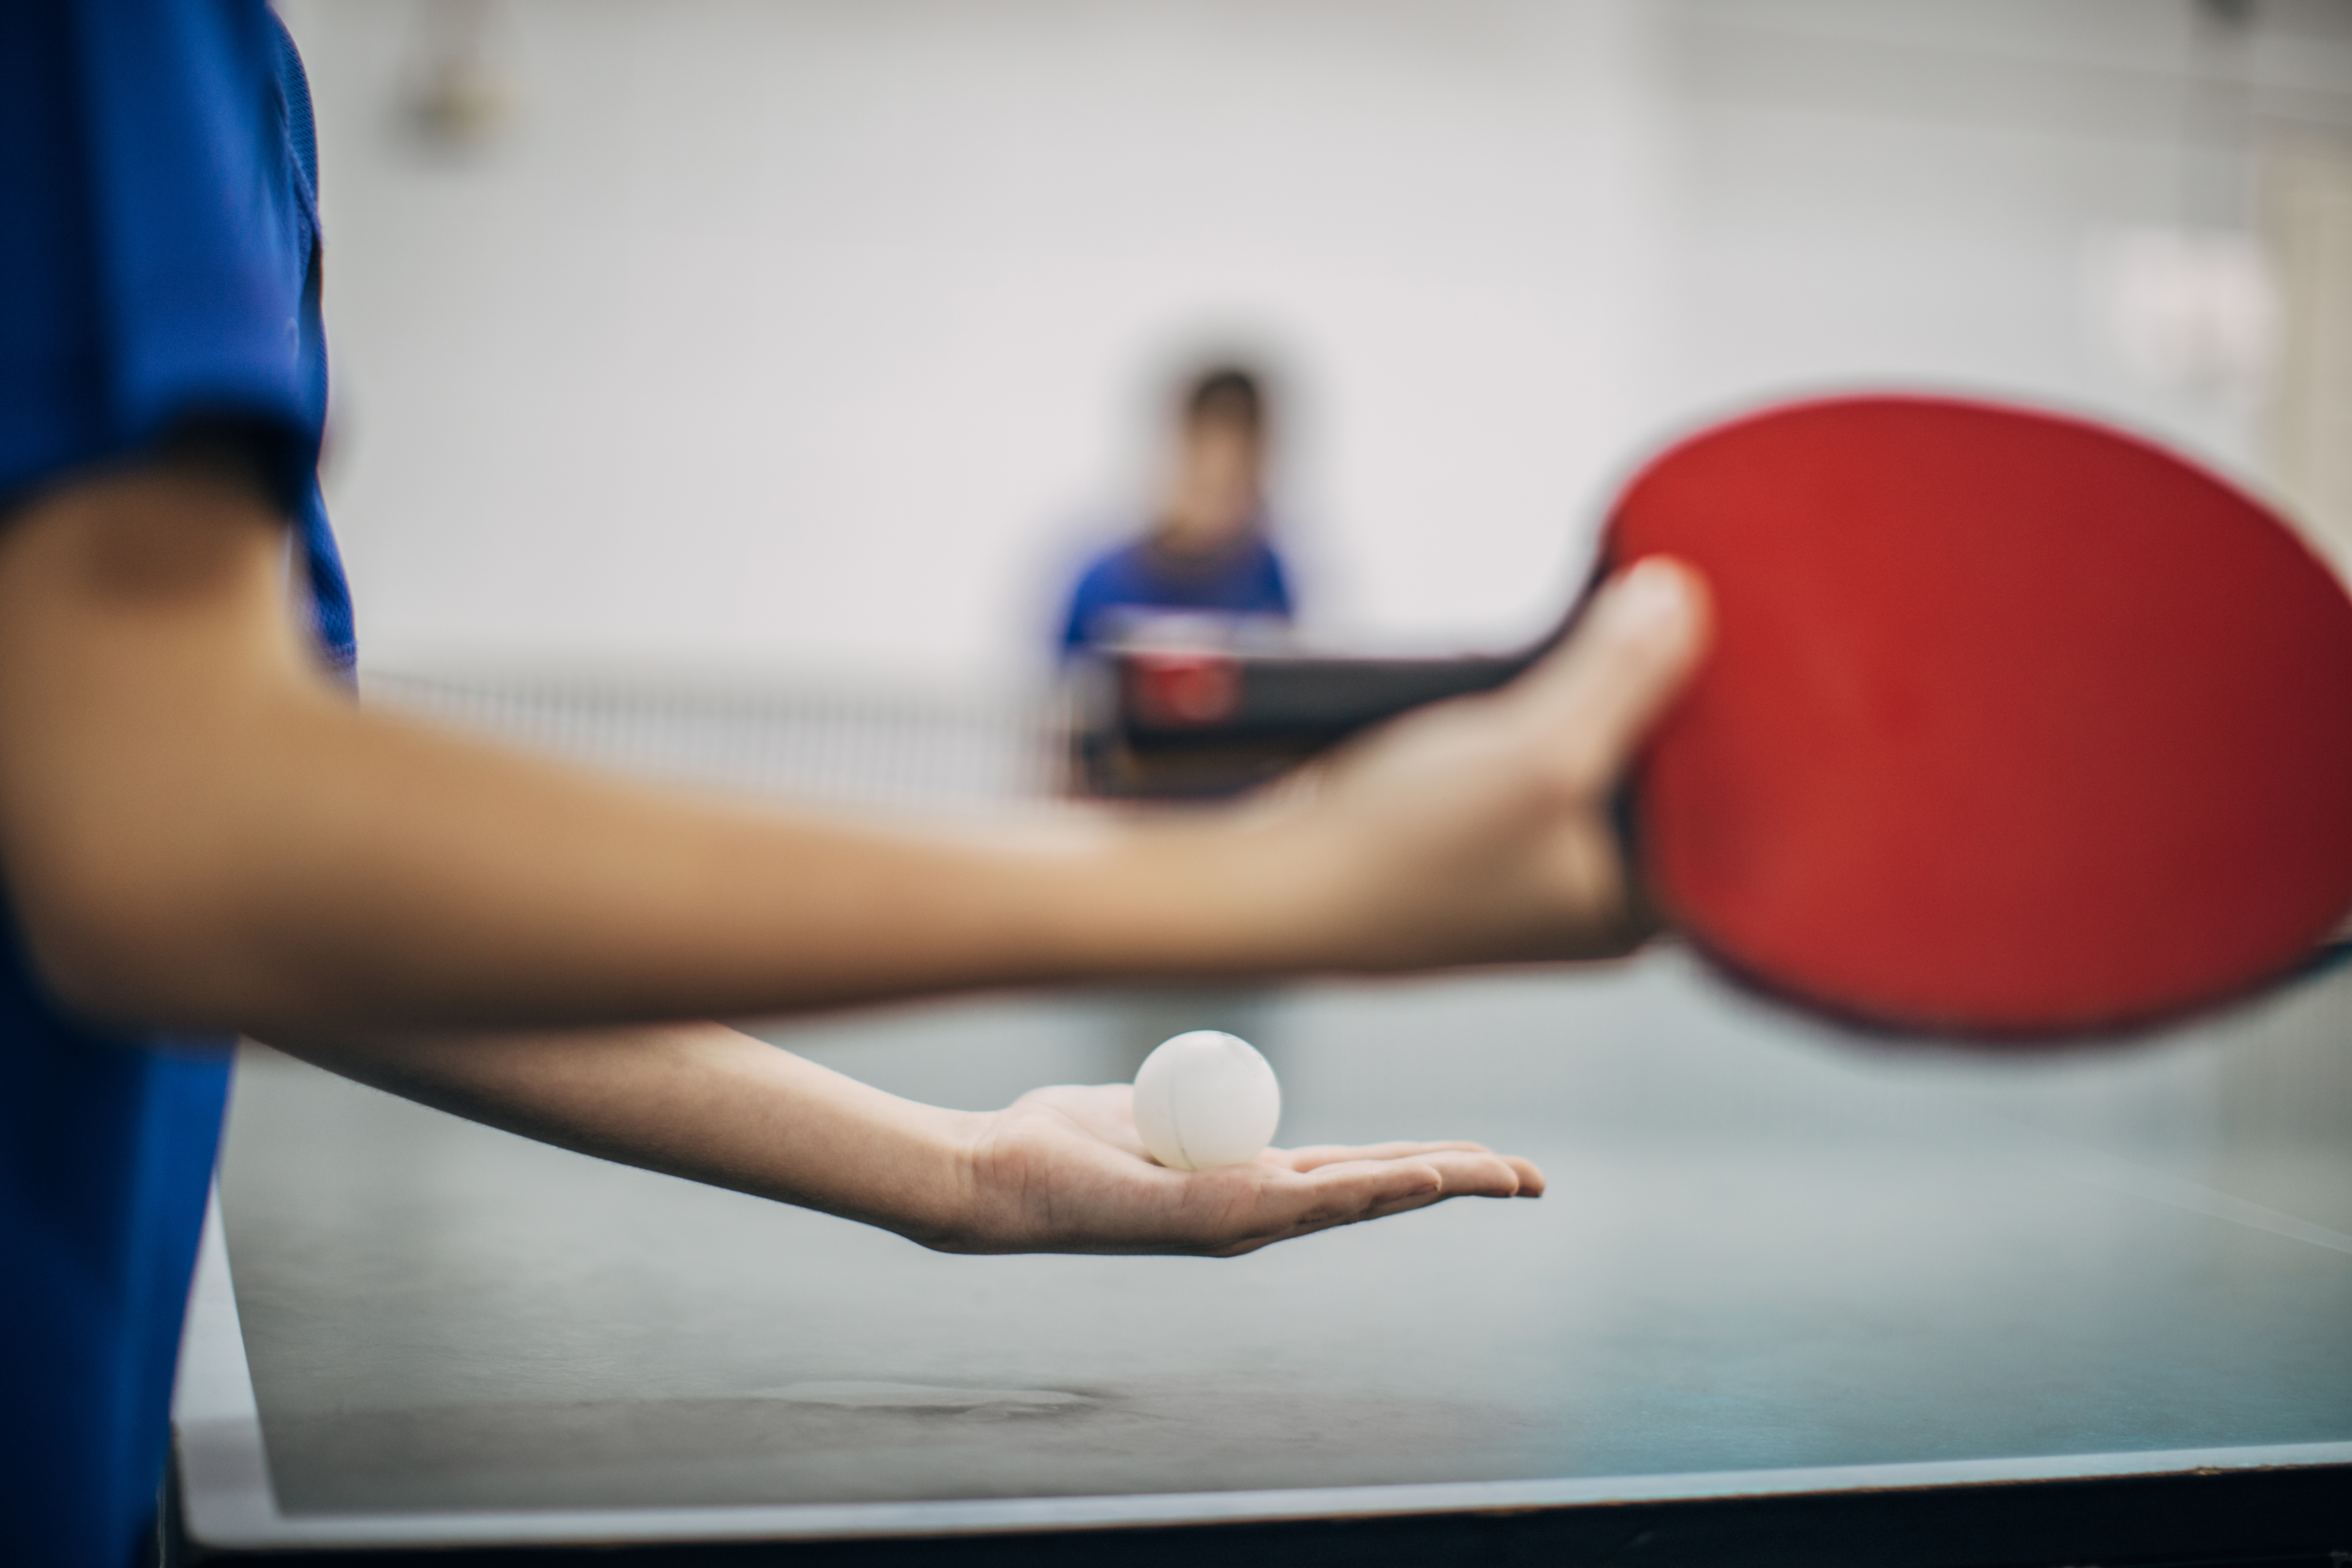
xmin=210 ymin=945 xmax=2352 ymax=1519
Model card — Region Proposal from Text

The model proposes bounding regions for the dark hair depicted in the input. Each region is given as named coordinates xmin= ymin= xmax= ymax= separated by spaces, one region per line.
xmin=1183 ymin=366 xmax=1264 ymax=434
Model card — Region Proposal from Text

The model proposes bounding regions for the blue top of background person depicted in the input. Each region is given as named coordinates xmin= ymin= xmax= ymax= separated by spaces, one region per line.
xmin=0 ymin=5 xmax=354 ymax=1563
xmin=1058 ymin=367 xmax=1295 ymax=656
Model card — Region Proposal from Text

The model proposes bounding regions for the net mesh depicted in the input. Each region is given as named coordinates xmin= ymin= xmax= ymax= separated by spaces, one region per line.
xmin=361 ymin=671 xmax=1068 ymax=812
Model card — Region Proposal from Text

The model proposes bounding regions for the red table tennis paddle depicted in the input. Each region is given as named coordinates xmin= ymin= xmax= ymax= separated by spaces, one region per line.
xmin=1611 ymin=395 xmax=2352 ymax=1036
xmin=1078 ymin=394 xmax=2352 ymax=1038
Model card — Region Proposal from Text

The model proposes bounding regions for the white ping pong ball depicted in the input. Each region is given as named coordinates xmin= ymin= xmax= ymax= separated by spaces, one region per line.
xmin=1131 ymin=1030 xmax=1282 ymax=1171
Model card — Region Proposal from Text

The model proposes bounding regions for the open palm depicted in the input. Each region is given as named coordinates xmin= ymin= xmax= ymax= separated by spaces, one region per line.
xmin=944 ymin=1083 xmax=1542 ymax=1257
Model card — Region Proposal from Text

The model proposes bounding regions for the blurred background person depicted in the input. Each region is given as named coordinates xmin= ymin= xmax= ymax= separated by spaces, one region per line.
xmin=1058 ymin=366 xmax=1295 ymax=658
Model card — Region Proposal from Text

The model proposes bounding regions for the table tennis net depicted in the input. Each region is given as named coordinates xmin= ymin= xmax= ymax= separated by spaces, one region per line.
xmin=361 ymin=669 xmax=1070 ymax=812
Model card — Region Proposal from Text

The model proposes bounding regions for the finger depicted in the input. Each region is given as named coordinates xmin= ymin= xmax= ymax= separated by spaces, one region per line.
xmin=1511 ymin=556 xmax=1711 ymax=796
xmin=1273 ymin=1148 xmax=1524 ymax=1218
xmin=1276 ymin=1143 xmax=1542 ymax=1197
xmin=1210 ymin=1151 xmax=1527 ymax=1255
xmin=1230 ymin=1157 xmax=1449 ymax=1241
xmin=1502 ymin=1153 xmax=1546 ymax=1197
xmin=1011 ymin=1083 xmax=1133 ymax=1112
xmin=1399 ymin=1148 xmax=1530 ymax=1198
xmin=1273 ymin=1139 xmax=1495 ymax=1171
xmin=1015 ymin=1084 xmax=1149 ymax=1154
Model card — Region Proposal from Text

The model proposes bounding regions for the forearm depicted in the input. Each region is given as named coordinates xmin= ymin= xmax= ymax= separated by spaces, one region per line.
xmin=0 ymin=468 xmax=1316 ymax=1035
xmin=266 ymin=1015 xmax=1548 ymax=1260
xmin=128 ymin=689 xmax=1304 ymax=1032
xmin=267 ymin=1021 xmax=982 ymax=1244
xmin=0 ymin=460 xmax=1705 ymax=1042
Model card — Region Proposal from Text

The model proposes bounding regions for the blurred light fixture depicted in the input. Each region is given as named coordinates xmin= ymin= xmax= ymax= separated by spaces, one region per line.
xmin=405 ymin=0 xmax=515 ymax=153
xmin=2091 ymin=227 xmax=2277 ymax=398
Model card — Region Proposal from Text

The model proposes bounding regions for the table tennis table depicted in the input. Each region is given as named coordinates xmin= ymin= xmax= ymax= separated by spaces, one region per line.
xmin=170 ymin=944 xmax=2352 ymax=1565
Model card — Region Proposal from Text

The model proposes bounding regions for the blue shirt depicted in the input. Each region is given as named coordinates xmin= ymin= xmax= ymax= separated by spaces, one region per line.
xmin=1057 ymin=533 xmax=1294 ymax=656
xmin=1 ymin=7 xmax=353 ymax=1564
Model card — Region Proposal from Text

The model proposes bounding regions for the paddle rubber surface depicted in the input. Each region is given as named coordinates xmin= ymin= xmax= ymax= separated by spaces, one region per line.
xmin=1607 ymin=396 xmax=2352 ymax=1036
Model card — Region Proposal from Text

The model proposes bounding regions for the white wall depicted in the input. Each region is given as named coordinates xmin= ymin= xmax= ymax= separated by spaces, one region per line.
xmin=276 ymin=0 xmax=2352 ymax=687
xmin=1653 ymin=0 xmax=2338 ymax=474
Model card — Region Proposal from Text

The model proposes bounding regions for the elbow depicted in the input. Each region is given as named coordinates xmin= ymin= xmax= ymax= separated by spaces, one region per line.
xmin=7 ymin=837 xmax=255 ymax=1032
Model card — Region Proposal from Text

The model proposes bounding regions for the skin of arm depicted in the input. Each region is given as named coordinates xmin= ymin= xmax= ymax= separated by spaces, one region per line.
xmin=0 ymin=456 xmax=1708 ymax=1254
xmin=280 ymin=1021 xmax=1549 ymax=1257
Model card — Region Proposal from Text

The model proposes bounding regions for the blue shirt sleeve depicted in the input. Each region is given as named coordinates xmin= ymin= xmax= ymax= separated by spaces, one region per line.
xmin=0 ymin=0 xmax=323 ymax=516
xmin=1059 ymin=550 xmax=1123 ymax=656
xmin=1257 ymin=541 xmax=1294 ymax=618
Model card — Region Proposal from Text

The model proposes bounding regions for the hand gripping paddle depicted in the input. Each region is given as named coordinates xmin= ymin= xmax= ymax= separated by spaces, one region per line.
xmin=1076 ymin=395 xmax=2352 ymax=1038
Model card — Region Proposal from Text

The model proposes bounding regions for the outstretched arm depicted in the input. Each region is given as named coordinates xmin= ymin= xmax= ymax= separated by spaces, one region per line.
xmin=271 ymin=1022 xmax=1544 ymax=1257
xmin=0 ymin=457 xmax=1708 ymax=1039
xmin=2 ymin=455 xmax=1700 ymax=1254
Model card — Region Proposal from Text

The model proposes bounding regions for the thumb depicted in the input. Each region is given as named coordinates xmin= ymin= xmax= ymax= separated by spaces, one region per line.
xmin=1511 ymin=555 xmax=1712 ymax=793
